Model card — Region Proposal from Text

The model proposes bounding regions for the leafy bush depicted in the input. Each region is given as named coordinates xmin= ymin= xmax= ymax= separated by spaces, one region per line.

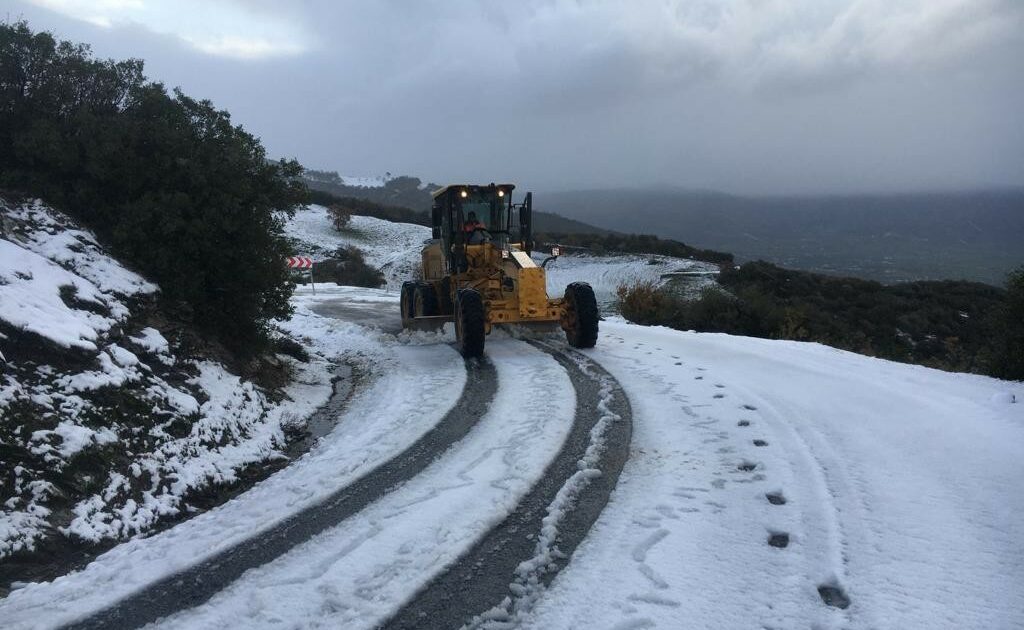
xmin=327 ymin=205 xmax=351 ymax=231
xmin=0 ymin=21 xmax=306 ymax=352
xmin=987 ymin=266 xmax=1024 ymax=380
xmin=617 ymin=260 xmax=1012 ymax=376
xmin=616 ymin=280 xmax=675 ymax=325
xmin=313 ymin=247 xmax=384 ymax=288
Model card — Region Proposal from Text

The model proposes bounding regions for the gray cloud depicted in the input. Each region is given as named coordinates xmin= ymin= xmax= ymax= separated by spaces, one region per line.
xmin=5 ymin=0 xmax=1023 ymax=193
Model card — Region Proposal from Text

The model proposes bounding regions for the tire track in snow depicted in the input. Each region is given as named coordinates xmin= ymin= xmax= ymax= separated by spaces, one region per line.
xmin=382 ymin=341 xmax=632 ymax=629
xmin=62 ymin=357 xmax=499 ymax=630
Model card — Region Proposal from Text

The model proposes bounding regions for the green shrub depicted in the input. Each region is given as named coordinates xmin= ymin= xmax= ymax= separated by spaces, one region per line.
xmin=987 ymin=266 xmax=1024 ymax=380
xmin=616 ymin=280 xmax=676 ymax=325
xmin=616 ymin=259 xmax=1011 ymax=376
xmin=314 ymin=247 xmax=384 ymax=288
xmin=0 ymin=22 xmax=306 ymax=352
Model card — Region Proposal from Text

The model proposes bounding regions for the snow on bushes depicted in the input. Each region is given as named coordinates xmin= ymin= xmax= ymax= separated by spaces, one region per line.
xmin=0 ymin=198 xmax=329 ymax=559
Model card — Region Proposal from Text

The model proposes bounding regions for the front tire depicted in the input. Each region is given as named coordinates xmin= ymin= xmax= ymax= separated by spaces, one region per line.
xmin=400 ymin=281 xmax=416 ymax=327
xmin=563 ymin=282 xmax=599 ymax=348
xmin=455 ymin=288 xmax=485 ymax=358
xmin=414 ymin=282 xmax=438 ymax=317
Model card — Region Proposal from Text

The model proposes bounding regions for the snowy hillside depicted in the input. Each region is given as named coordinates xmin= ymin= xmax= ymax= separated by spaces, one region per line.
xmin=0 ymin=199 xmax=333 ymax=564
xmin=540 ymin=252 xmax=717 ymax=309
xmin=284 ymin=204 xmax=715 ymax=305
xmin=286 ymin=204 xmax=429 ymax=289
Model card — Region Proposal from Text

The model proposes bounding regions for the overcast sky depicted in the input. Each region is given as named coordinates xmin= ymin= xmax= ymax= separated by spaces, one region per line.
xmin=4 ymin=0 xmax=1023 ymax=194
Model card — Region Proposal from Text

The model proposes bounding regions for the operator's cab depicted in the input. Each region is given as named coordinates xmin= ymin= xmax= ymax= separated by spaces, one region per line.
xmin=428 ymin=183 xmax=532 ymax=277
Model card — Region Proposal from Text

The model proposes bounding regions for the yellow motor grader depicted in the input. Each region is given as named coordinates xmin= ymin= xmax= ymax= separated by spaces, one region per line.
xmin=400 ymin=183 xmax=598 ymax=357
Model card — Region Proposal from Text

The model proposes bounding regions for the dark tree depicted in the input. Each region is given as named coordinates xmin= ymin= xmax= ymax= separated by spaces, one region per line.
xmin=0 ymin=21 xmax=307 ymax=351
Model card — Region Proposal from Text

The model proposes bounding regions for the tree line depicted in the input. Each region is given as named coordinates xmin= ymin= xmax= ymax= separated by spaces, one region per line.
xmin=0 ymin=21 xmax=306 ymax=352
xmin=618 ymin=261 xmax=1024 ymax=379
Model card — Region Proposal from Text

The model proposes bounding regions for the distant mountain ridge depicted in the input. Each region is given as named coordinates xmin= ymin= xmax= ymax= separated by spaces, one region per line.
xmin=536 ymin=187 xmax=1024 ymax=285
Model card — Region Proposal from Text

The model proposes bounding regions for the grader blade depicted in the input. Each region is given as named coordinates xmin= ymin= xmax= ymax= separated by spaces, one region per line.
xmin=406 ymin=315 xmax=450 ymax=331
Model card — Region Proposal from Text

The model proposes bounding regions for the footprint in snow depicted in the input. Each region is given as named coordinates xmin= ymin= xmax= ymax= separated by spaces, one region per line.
xmin=753 ymin=439 xmax=768 ymax=447
xmin=714 ymin=384 xmax=725 ymax=388
xmin=704 ymin=500 xmax=727 ymax=513
xmin=713 ymin=393 xmax=725 ymax=399
xmin=766 ymin=491 xmax=787 ymax=505
xmin=737 ymin=420 xmax=750 ymax=427
xmin=818 ymin=582 xmax=852 ymax=609
xmin=741 ymin=404 xmax=758 ymax=411
xmin=736 ymin=461 xmax=758 ymax=472
xmin=767 ymin=531 xmax=790 ymax=548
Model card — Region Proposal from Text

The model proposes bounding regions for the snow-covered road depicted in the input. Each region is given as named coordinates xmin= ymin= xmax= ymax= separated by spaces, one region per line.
xmin=3 ymin=282 xmax=1021 ymax=630
xmin=523 ymin=322 xmax=1024 ymax=630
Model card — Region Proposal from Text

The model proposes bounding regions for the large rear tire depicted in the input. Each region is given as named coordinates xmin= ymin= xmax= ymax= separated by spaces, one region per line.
xmin=400 ymin=281 xmax=416 ymax=327
xmin=414 ymin=282 xmax=438 ymax=317
xmin=564 ymin=282 xmax=599 ymax=348
xmin=455 ymin=288 xmax=486 ymax=358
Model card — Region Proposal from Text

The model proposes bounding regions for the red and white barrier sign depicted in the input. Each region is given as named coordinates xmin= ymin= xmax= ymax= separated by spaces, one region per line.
xmin=286 ymin=256 xmax=314 ymax=269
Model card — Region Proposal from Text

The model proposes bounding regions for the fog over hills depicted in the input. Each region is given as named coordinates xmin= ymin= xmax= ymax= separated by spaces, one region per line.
xmin=536 ymin=188 xmax=1024 ymax=286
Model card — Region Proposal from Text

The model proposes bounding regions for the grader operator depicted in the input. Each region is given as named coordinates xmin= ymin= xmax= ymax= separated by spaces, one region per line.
xmin=400 ymin=183 xmax=598 ymax=358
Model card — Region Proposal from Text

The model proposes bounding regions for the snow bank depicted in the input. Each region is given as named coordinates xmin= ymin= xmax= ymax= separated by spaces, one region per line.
xmin=0 ymin=240 xmax=111 ymax=351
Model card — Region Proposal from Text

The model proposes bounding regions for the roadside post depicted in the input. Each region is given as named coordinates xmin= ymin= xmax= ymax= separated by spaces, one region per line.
xmin=286 ymin=256 xmax=316 ymax=293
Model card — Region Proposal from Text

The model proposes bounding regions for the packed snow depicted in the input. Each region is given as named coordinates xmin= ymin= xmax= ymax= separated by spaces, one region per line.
xmin=4 ymin=207 xmax=1023 ymax=630
xmin=521 ymin=320 xmax=1024 ymax=630
xmin=0 ymin=287 xmax=471 ymax=628
xmin=155 ymin=340 xmax=575 ymax=630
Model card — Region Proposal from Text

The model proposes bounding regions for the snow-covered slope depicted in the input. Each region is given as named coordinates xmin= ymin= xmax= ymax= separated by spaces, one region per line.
xmin=540 ymin=252 xmax=717 ymax=309
xmin=284 ymin=204 xmax=716 ymax=305
xmin=286 ymin=204 xmax=429 ymax=289
xmin=0 ymin=199 xmax=333 ymax=560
